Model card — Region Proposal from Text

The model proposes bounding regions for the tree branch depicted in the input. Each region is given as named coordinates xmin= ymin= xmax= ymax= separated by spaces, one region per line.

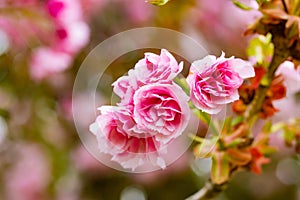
xmin=186 ymin=22 xmax=290 ymax=200
xmin=244 ymin=23 xmax=290 ymax=122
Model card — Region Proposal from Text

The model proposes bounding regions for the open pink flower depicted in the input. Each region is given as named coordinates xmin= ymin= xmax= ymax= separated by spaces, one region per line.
xmin=133 ymin=49 xmax=183 ymax=84
xmin=187 ymin=52 xmax=255 ymax=114
xmin=90 ymin=83 xmax=190 ymax=170
xmin=90 ymin=106 xmax=165 ymax=170
xmin=113 ymin=49 xmax=183 ymax=105
xmin=133 ymin=83 xmax=190 ymax=144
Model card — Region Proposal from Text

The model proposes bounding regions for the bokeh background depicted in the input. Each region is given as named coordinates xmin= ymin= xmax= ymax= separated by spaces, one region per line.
xmin=0 ymin=0 xmax=300 ymax=199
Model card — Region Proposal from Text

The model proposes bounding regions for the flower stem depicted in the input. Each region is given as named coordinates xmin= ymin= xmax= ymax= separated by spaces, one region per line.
xmin=186 ymin=181 xmax=225 ymax=200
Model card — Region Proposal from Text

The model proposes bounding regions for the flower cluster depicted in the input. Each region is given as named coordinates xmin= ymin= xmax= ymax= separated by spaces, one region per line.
xmin=90 ymin=49 xmax=256 ymax=171
xmin=90 ymin=49 xmax=190 ymax=170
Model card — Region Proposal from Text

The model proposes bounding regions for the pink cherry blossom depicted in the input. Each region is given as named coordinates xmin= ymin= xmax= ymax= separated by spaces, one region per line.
xmin=187 ymin=52 xmax=255 ymax=114
xmin=90 ymin=106 xmax=166 ymax=170
xmin=113 ymin=49 xmax=183 ymax=105
xmin=133 ymin=83 xmax=190 ymax=144
xmin=133 ymin=49 xmax=183 ymax=84
xmin=90 ymin=82 xmax=190 ymax=170
xmin=90 ymin=49 xmax=190 ymax=170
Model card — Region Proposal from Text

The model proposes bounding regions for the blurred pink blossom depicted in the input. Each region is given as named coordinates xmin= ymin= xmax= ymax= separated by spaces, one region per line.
xmin=54 ymin=21 xmax=90 ymax=54
xmin=30 ymin=47 xmax=72 ymax=80
xmin=0 ymin=0 xmax=39 ymax=7
xmin=29 ymin=0 xmax=90 ymax=80
xmin=186 ymin=0 xmax=261 ymax=56
xmin=72 ymin=145 xmax=111 ymax=174
xmin=276 ymin=61 xmax=300 ymax=94
xmin=47 ymin=0 xmax=82 ymax=22
xmin=0 ymin=0 xmax=91 ymax=79
xmin=123 ymin=0 xmax=154 ymax=24
xmin=187 ymin=52 xmax=255 ymax=114
xmin=79 ymin=0 xmax=107 ymax=18
xmin=0 ymin=12 xmax=51 ymax=50
xmin=5 ymin=144 xmax=50 ymax=200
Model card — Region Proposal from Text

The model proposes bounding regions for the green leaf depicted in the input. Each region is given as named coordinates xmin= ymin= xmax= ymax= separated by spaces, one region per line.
xmin=232 ymin=0 xmax=253 ymax=10
xmin=271 ymin=122 xmax=285 ymax=133
xmin=231 ymin=116 xmax=244 ymax=127
xmin=223 ymin=117 xmax=233 ymax=134
xmin=260 ymin=146 xmax=277 ymax=155
xmin=146 ymin=0 xmax=170 ymax=6
xmin=255 ymin=0 xmax=266 ymax=5
xmin=283 ymin=127 xmax=295 ymax=146
xmin=193 ymin=137 xmax=218 ymax=158
xmin=191 ymin=107 xmax=211 ymax=125
xmin=262 ymin=120 xmax=272 ymax=134
xmin=226 ymin=138 xmax=247 ymax=148
xmin=260 ymin=75 xmax=271 ymax=86
xmin=211 ymin=152 xmax=230 ymax=185
xmin=291 ymin=0 xmax=300 ymax=15
xmin=247 ymin=33 xmax=274 ymax=68
xmin=191 ymin=107 xmax=219 ymax=135
xmin=174 ymin=77 xmax=190 ymax=96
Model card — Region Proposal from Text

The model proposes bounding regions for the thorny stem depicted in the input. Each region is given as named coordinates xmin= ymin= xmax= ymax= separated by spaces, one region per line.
xmin=186 ymin=23 xmax=290 ymax=200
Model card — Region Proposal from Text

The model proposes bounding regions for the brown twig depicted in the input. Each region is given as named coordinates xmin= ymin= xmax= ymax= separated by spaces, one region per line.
xmin=281 ymin=0 xmax=289 ymax=13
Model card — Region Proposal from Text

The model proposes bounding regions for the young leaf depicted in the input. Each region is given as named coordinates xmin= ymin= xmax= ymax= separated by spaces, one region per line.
xmin=262 ymin=120 xmax=272 ymax=134
xmin=193 ymin=137 xmax=218 ymax=158
xmin=247 ymin=33 xmax=274 ymax=68
xmin=146 ymin=0 xmax=170 ymax=6
xmin=232 ymin=0 xmax=253 ymax=10
xmin=283 ymin=127 xmax=295 ymax=146
xmin=231 ymin=116 xmax=244 ymax=127
xmin=211 ymin=152 xmax=230 ymax=185
xmin=174 ymin=77 xmax=190 ymax=96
